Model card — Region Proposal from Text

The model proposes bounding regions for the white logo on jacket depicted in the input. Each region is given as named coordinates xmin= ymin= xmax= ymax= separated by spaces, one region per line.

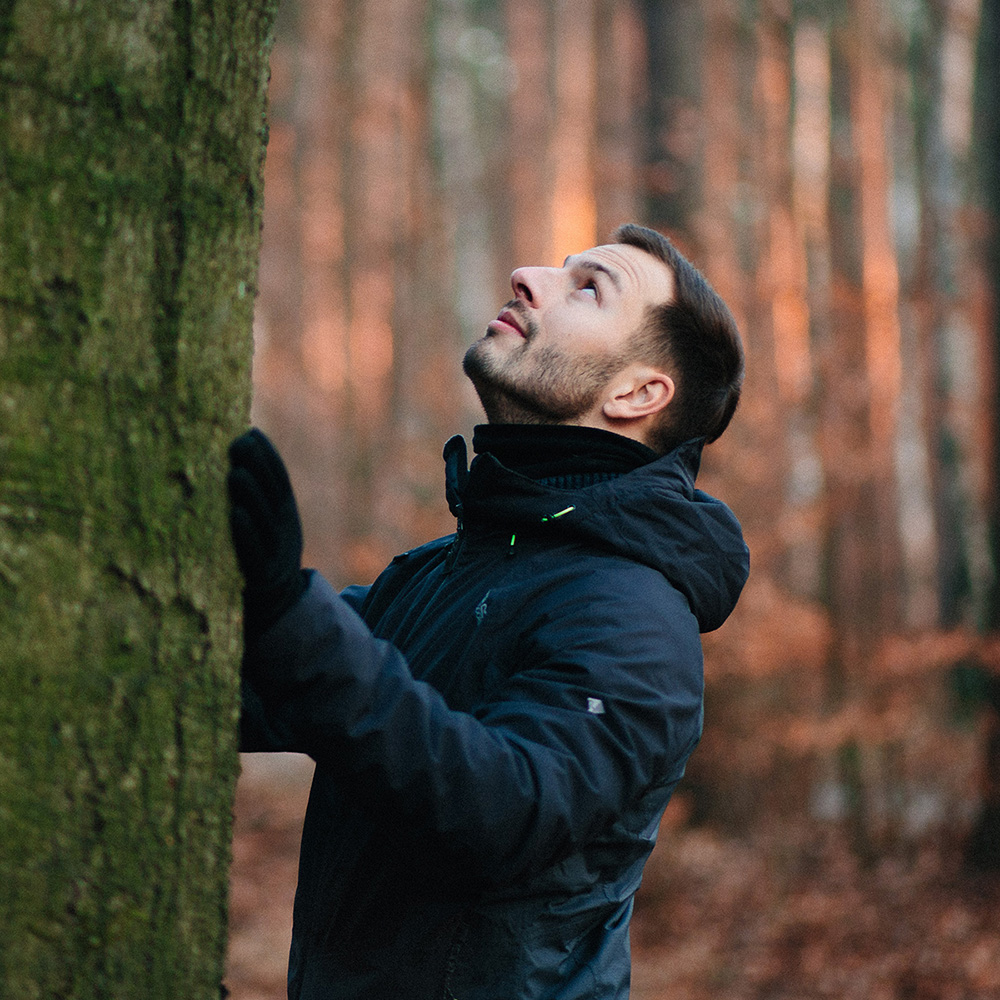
xmin=474 ymin=591 xmax=490 ymax=624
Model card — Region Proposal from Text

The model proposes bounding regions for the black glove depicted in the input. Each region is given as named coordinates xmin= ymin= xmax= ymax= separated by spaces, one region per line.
xmin=227 ymin=428 xmax=308 ymax=638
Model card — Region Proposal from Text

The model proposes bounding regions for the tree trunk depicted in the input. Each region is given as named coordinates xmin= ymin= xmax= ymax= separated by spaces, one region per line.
xmin=978 ymin=0 xmax=1000 ymax=630
xmin=637 ymin=0 xmax=703 ymax=240
xmin=0 ymin=0 xmax=277 ymax=995
xmin=971 ymin=0 xmax=1000 ymax=868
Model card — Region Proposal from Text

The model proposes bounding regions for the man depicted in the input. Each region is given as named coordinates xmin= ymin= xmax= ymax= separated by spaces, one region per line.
xmin=228 ymin=223 xmax=749 ymax=999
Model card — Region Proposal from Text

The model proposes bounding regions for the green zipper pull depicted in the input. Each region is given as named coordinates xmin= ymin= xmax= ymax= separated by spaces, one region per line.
xmin=541 ymin=505 xmax=576 ymax=523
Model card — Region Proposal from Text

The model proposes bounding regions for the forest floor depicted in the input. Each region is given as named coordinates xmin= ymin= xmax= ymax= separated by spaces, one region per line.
xmin=225 ymin=755 xmax=1000 ymax=1000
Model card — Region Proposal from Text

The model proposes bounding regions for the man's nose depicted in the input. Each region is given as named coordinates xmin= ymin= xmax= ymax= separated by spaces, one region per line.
xmin=510 ymin=266 xmax=557 ymax=306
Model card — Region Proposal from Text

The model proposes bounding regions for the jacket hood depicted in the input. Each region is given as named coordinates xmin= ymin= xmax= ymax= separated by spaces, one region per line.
xmin=443 ymin=435 xmax=749 ymax=633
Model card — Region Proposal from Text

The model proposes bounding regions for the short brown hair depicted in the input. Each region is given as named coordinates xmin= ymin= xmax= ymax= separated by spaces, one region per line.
xmin=612 ymin=223 xmax=744 ymax=454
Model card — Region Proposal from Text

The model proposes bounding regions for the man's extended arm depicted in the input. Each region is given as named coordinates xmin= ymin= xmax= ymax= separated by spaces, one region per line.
xmin=242 ymin=568 xmax=702 ymax=885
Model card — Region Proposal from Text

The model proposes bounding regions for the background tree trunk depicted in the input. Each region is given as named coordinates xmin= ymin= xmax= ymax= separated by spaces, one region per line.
xmin=969 ymin=0 xmax=1000 ymax=869
xmin=0 ymin=0 xmax=277 ymax=995
xmin=977 ymin=0 xmax=1000 ymax=630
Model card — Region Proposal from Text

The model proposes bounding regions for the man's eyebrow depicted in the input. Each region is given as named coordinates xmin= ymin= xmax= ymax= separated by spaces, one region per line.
xmin=563 ymin=255 xmax=622 ymax=291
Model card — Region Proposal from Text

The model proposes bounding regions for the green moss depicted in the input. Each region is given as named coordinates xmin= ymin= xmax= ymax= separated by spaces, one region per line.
xmin=0 ymin=0 xmax=275 ymax=995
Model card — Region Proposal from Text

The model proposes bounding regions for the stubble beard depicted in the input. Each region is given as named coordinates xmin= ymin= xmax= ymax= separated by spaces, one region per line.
xmin=463 ymin=319 xmax=628 ymax=426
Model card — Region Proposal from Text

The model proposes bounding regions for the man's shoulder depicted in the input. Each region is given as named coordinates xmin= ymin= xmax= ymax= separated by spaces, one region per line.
xmin=359 ymin=533 xmax=457 ymax=616
xmin=491 ymin=544 xmax=696 ymax=627
xmin=386 ymin=533 xmax=456 ymax=567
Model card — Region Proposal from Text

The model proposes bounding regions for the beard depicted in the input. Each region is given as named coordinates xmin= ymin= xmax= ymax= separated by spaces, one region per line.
xmin=463 ymin=324 xmax=628 ymax=426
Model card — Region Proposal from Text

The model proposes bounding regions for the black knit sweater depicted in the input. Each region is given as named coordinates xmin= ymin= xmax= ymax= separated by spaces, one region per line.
xmin=471 ymin=424 xmax=657 ymax=490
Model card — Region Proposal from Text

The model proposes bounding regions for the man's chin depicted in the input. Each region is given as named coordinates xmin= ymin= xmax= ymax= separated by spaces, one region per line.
xmin=462 ymin=367 xmax=509 ymax=424
xmin=463 ymin=373 xmax=571 ymax=426
xmin=462 ymin=355 xmax=522 ymax=423
xmin=462 ymin=340 xmax=597 ymax=424
xmin=462 ymin=338 xmax=503 ymax=388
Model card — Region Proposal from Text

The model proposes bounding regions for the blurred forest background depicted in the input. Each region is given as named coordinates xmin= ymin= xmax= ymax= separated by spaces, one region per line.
xmin=227 ymin=0 xmax=1000 ymax=996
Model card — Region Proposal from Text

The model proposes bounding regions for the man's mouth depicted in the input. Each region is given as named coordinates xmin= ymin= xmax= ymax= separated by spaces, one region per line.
xmin=488 ymin=306 xmax=527 ymax=338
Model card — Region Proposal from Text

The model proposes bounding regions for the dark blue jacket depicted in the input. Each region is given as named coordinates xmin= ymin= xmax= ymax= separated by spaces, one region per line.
xmin=241 ymin=435 xmax=749 ymax=999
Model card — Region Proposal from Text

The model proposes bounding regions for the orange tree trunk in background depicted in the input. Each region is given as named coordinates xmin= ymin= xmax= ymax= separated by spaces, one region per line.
xmin=0 ymin=0 xmax=276 ymax=995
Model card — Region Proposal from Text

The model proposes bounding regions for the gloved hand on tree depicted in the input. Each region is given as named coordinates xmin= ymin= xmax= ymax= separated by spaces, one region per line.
xmin=227 ymin=428 xmax=308 ymax=639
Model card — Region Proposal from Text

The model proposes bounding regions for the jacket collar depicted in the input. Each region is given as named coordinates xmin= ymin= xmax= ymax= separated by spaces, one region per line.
xmin=442 ymin=431 xmax=746 ymax=633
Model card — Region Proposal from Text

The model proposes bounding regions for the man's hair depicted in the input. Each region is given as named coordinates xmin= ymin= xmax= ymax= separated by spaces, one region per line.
xmin=611 ymin=223 xmax=744 ymax=454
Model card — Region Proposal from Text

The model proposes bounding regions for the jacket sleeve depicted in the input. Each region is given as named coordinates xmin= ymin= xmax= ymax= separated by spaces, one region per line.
xmin=242 ymin=569 xmax=704 ymax=883
xmin=239 ymin=580 xmax=372 ymax=752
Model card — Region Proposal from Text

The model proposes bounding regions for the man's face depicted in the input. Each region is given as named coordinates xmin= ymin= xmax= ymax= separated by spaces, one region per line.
xmin=463 ymin=243 xmax=675 ymax=425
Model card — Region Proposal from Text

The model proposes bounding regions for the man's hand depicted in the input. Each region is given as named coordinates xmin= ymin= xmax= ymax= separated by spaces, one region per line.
xmin=227 ymin=428 xmax=307 ymax=638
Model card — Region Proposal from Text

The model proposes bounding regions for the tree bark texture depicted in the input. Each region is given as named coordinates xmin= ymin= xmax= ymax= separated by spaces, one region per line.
xmin=0 ymin=0 xmax=276 ymax=995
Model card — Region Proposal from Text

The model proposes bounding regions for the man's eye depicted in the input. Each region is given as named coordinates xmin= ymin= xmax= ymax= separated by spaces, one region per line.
xmin=580 ymin=281 xmax=598 ymax=299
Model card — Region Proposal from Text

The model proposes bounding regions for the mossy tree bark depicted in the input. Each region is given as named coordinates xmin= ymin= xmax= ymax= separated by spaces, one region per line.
xmin=0 ymin=0 xmax=277 ymax=995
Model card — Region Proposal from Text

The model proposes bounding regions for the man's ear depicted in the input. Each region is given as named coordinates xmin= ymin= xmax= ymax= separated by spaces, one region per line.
xmin=602 ymin=367 xmax=675 ymax=422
